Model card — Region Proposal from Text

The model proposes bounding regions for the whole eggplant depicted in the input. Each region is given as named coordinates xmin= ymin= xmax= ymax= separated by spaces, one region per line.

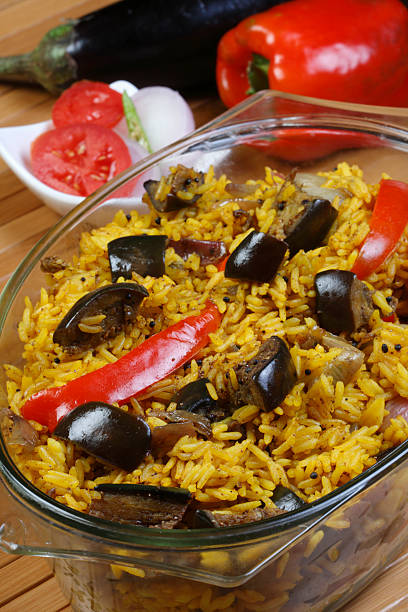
xmin=0 ymin=0 xmax=285 ymax=95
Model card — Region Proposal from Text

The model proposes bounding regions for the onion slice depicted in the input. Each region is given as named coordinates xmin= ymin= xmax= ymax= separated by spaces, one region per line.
xmin=116 ymin=86 xmax=195 ymax=152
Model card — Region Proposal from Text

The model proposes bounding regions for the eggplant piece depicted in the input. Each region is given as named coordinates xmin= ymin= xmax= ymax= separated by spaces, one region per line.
xmin=172 ymin=379 xmax=216 ymax=417
xmin=54 ymin=401 xmax=151 ymax=471
xmin=144 ymin=166 xmax=204 ymax=213
xmin=90 ymin=483 xmax=191 ymax=528
xmin=148 ymin=409 xmax=212 ymax=438
xmin=284 ymin=198 xmax=338 ymax=256
xmin=171 ymin=379 xmax=230 ymax=423
xmin=168 ymin=238 xmax=227 ymax=266
xmin=0 ymin=0 xmax=281 ymax=94
xmin=191 ymin=505 xmax=283 ymax=528
xmin=314 ymin=269 xmax=374 ymax=334
xmin=272 ymin=485 xmax=306 ymax=512
xmin=232 ymin=336 xmax=297 ymax=412
xmin=53 ymin=282 xmax=148 ymax=354
xmin=272 ymin=171 xmax=338 ymax=256
xmin=0 ymin=407 xmax=39 ymax=449
xmin=40 ymin=256 xmax=68 ymax=274
xmin=108 ymin=235 xmax=168 ymax=282
xmin=151 ymin=421 xmax=196 ymax=458
xmin=225 ymin=232 xmax=288 ymax=283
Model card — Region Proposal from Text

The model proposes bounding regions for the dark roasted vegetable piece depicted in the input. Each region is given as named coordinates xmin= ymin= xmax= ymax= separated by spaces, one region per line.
xmin=232 ymin=336 xmax=297 ymax=411
xmin=0 ymin=407 xmax=39 ymax=448
xmin=144 ymin=166 xmax=204 ymax=212
xmin=40 ymin=256 xmax=68 ymax=273
xmin=148 ymin=409 xmax=212 ymax=438
xmin=172 ymin=378 xmax=215 ymax=416
xmin=168 ymin=238 xmax=227 ymax=266
xmin=171 ymin=379 xmax=230 ymax=423
xmin=90 ymin=483 xmax=191 ymax=528
xmin=0 ymin=0 xmax=280 ymax=94
xmin=151 ymin=422 xmax=196 ymax=458
xmin=53 ymin=401 xmax=151 ymax=471
xmin=192 ymin=505 xmax=284 ymax=528
xmin=108 ymin=235 xmax=168 ymax=281
xmin=284 ymin=198 xmax=338 ymax=256
xmin=53 ymin=282 xmax=148 ymax=353
xmin=272 ymin=485 xmax=306 ymax=512
xmin=314 ymin=269 xmax=374 ymax=334
xmin=225 ymin=232 xmax=288 ymax=283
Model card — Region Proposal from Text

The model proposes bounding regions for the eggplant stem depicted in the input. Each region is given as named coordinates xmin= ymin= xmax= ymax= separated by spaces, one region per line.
xmin=0 ymin=52 xmax=37 ymax=83
xmin=0 ymin=22 xmax=78 ymax=95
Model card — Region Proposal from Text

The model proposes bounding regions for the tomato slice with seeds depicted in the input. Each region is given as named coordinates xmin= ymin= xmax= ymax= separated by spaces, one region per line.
xmin=52 ymin=81 xmax=124 ymax=128
xmin=31 ymin=124 xmax=132 ymax=197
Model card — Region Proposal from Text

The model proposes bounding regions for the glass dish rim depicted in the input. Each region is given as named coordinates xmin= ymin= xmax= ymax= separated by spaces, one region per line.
xmin=1 ymin=89 xmax=408 ymax=549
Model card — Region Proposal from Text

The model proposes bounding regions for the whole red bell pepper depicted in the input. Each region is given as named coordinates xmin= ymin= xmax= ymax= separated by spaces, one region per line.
xmin=216 ymin=0 xmax=408 ymax=108
xmin=352 ymin=179 xmax=408 ymax=279
xmin=21 ymin=301 xmax=221 ymax=432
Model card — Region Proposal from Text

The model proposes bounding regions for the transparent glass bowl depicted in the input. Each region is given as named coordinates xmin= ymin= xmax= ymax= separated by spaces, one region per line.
xmin=1 ymin=90 xmax=408 ymax=611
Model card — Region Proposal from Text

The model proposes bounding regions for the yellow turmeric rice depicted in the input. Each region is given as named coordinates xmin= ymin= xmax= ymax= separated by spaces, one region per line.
xmin=4 ymin=161 xmax=408 ymax=518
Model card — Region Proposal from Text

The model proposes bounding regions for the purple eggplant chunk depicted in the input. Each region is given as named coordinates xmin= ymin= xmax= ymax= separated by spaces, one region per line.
xmin=90 ymin=483 xmax=191 ymax=528
xmin=53 ymin=282 xmax=148 ymax=354
xmin=172 ymin=378 xmax=219 ymax=421
xmin=144 ymin=165 xmax=204 ymax=213
xmin=54 ymin=402 xmax=151 ymax=472
xmin=108 ymin=235 xmax=168 ymax=281
xmin=168 ymin=238 xmax=227 ymax=266
xmin=151 ymin=421 xmax=196 ymax=458
xmin=314 ymin=269 xmax=374 ymax=334
xmin=225 ymin=232 xmax=288 ymax=283
xmin=284 ymin=198 xmax=338 ymax=256
xmin=232 ymin=336 xmax=297 ymax=412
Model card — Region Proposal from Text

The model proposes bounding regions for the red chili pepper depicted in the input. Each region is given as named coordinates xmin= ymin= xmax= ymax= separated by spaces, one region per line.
xmin=351 ymin=179 xmax=408 ymax=280
xmin=21 ymin=302 xmax=221 ymax=432
xmin=216 ymin=0 xmax=408 ymax=108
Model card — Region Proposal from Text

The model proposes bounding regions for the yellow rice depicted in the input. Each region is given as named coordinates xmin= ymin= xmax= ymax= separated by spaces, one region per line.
xmin=4 ymin=161 xmax=408 ymax=517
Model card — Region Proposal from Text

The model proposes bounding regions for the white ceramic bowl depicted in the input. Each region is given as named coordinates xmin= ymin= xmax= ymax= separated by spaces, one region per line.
xmin=0 ymin=81 xmax=151 ymax=215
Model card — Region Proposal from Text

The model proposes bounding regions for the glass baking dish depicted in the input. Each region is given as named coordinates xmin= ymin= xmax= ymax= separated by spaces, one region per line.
xmin=1 ymin=90 xmax=408 ymax=612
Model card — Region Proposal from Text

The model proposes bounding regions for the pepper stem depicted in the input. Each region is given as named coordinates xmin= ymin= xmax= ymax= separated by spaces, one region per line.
xmin=0 ymin=21 xmax=78 ymax=95
xmin=246 ymin=53 xmax=270 ymax=95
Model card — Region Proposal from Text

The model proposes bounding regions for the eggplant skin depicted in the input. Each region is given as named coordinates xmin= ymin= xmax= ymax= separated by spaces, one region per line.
xmin=232 ymin=336 xmax=297 ymax=412
xmin=225 ymin=232 xmax=288 ymax=283
xmin=108 ymin=235 xmax=168 ymax=281
xmin=53 ymin=282 xmax=148 ymax=353
xmin=90 ymin=483 xmax=192 ymax=528
xmin=284 ymin=198 xmax=338 ymax=256
xmin=272 ymin=485 xmax=306 ymax=512
xmin=53 ymin=402 xmax=151 ymax=472
xmin=314 ymin=269 xmax=374 ymax=334
xmin=67 ymin=0 xmax=285 ymax=91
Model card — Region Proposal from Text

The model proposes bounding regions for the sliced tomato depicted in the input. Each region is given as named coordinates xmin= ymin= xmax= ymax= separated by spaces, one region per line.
xmin=52 ymin=80 xmax=124 ymax=128
xmin=31 ymin=124 xmax=132 ymax=197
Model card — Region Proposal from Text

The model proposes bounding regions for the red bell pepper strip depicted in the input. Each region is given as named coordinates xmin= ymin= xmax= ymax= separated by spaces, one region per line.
xmin=216 ymin=0 xmax=408 ymax=108
xmin=351 ymin=179 xmax=408 ymax=280
xmin=21 ymin=301 xmax=221 ymax=432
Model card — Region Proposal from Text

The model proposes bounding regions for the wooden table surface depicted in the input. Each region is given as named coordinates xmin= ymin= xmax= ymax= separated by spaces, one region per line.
xmin=0 ymin=1 xmax=407 ymax=610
